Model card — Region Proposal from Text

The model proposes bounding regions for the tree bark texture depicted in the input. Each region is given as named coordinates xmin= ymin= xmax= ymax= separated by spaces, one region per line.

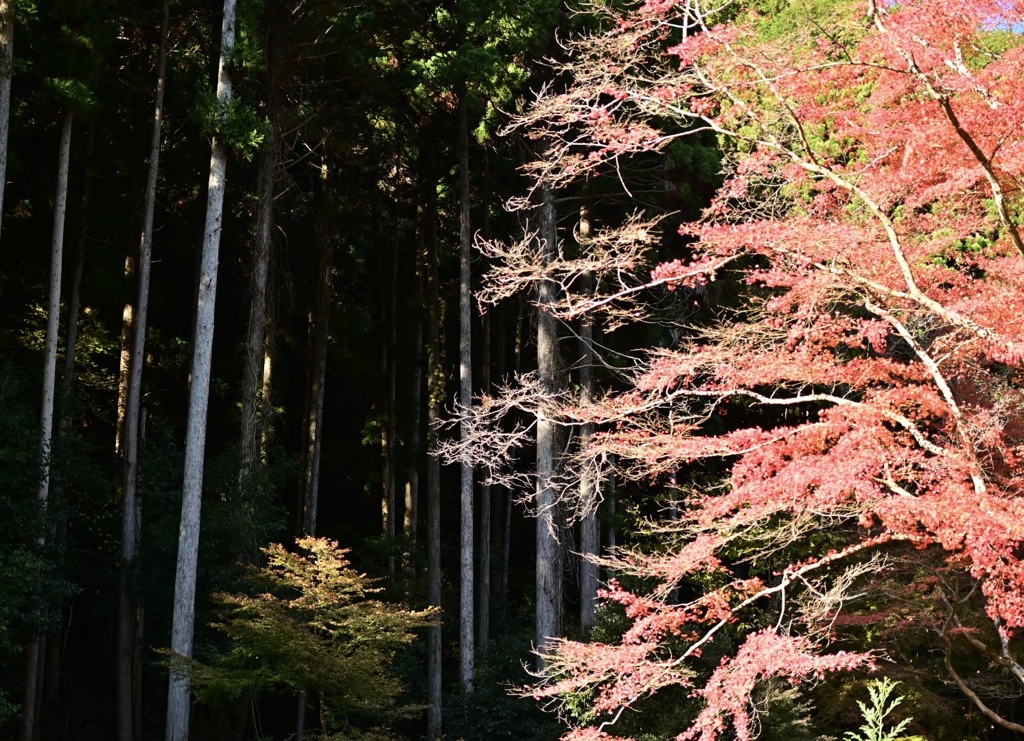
xmin=535 ymin=184 xmax=562 ymax=667
xmin=477 ymin=309 xmax=491 ymax=650
xmin=165 ymin=0 xmax=235 ymax=736
xmin=240 ymin=133 xmax=277 ymax=485
xmin=119 ymin=6 xmax=167 ymax=738
xmin=458 ymin=100 xmax=475 ymax=693
xmin=21 ymin=106 xmax=72 ymax=741
xmin=577 ymin=205 xmax=599 ymax=633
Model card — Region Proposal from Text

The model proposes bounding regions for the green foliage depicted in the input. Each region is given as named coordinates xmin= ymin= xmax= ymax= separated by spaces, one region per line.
xmin=0 ymin=362 xmax=77 ymax=727
xmin=193 ymin=91 xmax=267 ymax=160
xmin=189 ymin=537 xmax=437 ymax=735
xmin=843 ymin=678 xmax=918 ymax=741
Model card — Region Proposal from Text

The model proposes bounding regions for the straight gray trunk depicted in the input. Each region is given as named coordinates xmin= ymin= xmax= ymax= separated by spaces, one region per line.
xmin=476 ymin=310 xmax=490 ymax=649
xmin=577 ymin=205 xmax=599 ymax=633
xmin=165 ymin=0 xmax=235 ymax=736
xmin=240 ymin=133 xmax=277 ymax=484
xmin=21 ymin=107 xmax=73 ymax=741
xmin=59 ymin=122 xmax=92 ymax=433
xmin=119 ymin=6 xmax=167 ymax=739
xmin=458 ymin=100 xmax=474 ymax=693
xmin=535 ymin=185 xmax=561 ymax=667
xmin=0 ymin=0 xmax=13 ymax=246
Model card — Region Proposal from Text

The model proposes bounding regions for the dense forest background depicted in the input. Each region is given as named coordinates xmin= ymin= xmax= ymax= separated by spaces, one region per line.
xmin=5 ymin=0 xmax=1024 ymax=739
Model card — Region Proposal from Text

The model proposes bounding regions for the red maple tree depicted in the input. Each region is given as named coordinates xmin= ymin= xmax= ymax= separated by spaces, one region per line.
xmin=493 ymin=0 xmax=1024 ymax=738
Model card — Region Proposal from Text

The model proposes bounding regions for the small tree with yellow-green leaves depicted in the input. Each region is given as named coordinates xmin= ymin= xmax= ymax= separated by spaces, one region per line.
xmin=188 ymin=537 xmax=437 ymax=738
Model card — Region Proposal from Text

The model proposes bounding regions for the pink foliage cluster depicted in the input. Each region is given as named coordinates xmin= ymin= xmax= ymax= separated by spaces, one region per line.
xmin=525 ymin=1 xmax=1024 ymax=739
xmin=681 ymin=631 xmax=871 ymax=741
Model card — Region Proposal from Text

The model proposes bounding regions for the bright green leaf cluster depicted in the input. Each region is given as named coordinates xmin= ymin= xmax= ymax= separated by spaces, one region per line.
xmin=189 ymin=537 xmax=437 ymax=735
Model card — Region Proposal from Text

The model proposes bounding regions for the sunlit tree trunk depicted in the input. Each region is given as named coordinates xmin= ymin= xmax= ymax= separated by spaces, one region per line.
xmin=577 ymin=204 xmax=599 ymax=633
xmin=240 ymin=131 xmax=277 ymax=485
xmin=535 ymin=184 xmax=561 ymax=667
xmin=119 ymin=6 xmax=166 ymax=738
xmin=458 ymin=99 xmax=474 ymax=693
xmin=115 ymin=256 xmax=135 ymax=455
xmin=0 ymin=0 xmax=13 ymax=247
xmin=165 ymin=0 xmax=235 ymax=736
xmin=22 ymin=107 xmax=72 ymax=741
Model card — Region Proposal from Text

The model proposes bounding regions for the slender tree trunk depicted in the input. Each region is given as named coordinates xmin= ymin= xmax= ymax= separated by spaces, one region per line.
xmin=165 ymin=0 xmax=235 ymax=736
xmin=383 ymin=225 xmax=397 ymax=574
xmin=403 ymin=237 xmax=423 ymax=573
xmin=0 ymin=0 xmax=13 ymax=246
xmin=477 ymin=147 xmax=492 ymax=650
xmin=240 ymin=133 xmax=277 ymax=485
xmin=476 ymin=309 xmax=490 ymax=650
xmin=301 ymin=169 xmax=332 ymax=537
xmin=499 ymin=298 xmax=524 ymax=629
xmin=425 ymin=143 xmax=442 ymax=738
xmin=457 ymin=99 xmax=475 ymax=693
xmin=59 ymin=120 xmax=92 ymax=434
xmin=607 ymin=458 xmax=617 ymax=550
xmin=493 ymin=301 xmax=509 ymax=630
xmin=535 ymin=184 xmax=561 ymax=668
xmin=43 ymin=120 xmax=94 ymax=720
xmin=578 ymin=204 xmax=599 ymax=633
xmin=119 ymin=7 xmax=167 ymax=739
xmin=22 ymin=107 xmax=72 ymax=741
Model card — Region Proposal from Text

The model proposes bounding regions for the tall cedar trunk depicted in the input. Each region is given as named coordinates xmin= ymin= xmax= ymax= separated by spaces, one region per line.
xmin=535 ymin=184 xmax=561 ymax=668
xmin=165 ymin=0 xmax=235 ymax=736
xmin=492 ymin=300 xmax=508 ymax=630
xmin=607 ymin=458 xmax=617 ymax=549
xmin=477 ymin=146 xmax=492 ymax=648
xmin=458 ymin=100 xmax=474 ymax=693
xmin=119 ymin=7 xmax=167 ymax=739
xmin=477 ymin=309 xmax=491 ymax=649
xmin=424 ymin=141 xmax=443 ymax=738
xmin=0 ymin=0 xmax=12 ymax=246
xmin=59 ymin=120 xmax=92 ymax=435
xmin=21 ymin=109 xmax=72 ymax=741
xmin=578 ymin=204 xmax=599 ymax=632
xmin=240 ymin=133 xmax=277 ymax=484
xmin=403 ymin=221 xmax=423 ymax=573
xmin=500 ymin=297 xmax=525 ymax=629
xmin=302 ymin=165 xmax=332 ymax=537
xmin=384 ymin=224 xmax=397 ymax=573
